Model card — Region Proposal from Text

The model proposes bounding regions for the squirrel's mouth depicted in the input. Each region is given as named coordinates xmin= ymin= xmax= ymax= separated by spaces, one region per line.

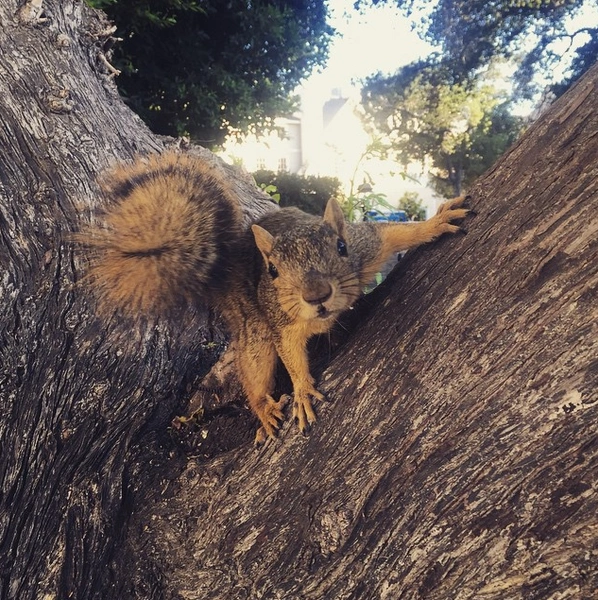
xmin=316 ymin=304 xmax=334 ymax=319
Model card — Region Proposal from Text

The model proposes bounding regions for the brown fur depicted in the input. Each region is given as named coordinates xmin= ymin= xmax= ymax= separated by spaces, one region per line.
xmin=79 ymin=153 xmax=242 ymax=316
xmin=79 ymin=152 xmax=468 ymax=441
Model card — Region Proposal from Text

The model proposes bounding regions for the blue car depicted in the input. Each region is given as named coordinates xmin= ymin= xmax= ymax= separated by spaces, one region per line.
xmin=365 ymin=210 xmax=409 ymax=222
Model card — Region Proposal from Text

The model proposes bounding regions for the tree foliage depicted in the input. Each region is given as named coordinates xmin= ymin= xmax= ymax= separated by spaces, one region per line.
xmin=361 ymin=62 xmax=524 ymax=196
xmin=357 ymin=0 xmax=596 ymax=197
xmin=253 ymin=170 xmax=342 ymax=214
xmin=87 ymin=0 xmax=333 ymax=147
xmin=360 ymin=0 xmax=598 ymax=96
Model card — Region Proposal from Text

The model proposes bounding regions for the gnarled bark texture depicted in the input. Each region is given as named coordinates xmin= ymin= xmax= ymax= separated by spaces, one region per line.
xmin=0 ymin=1 xmax=596 ymax=599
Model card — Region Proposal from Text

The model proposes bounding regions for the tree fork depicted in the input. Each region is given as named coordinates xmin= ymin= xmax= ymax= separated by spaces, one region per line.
xmin=0 ymin=1 xmax=597 ymax=599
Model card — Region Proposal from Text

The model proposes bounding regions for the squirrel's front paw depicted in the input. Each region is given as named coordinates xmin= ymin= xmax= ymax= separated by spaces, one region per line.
xmin=254 ymin=394 xmax=288 ymax=444
xmin=292 ymin=386 xmax=325 ymax=434
xmin=433 ymin=195 xmax=470 ymax=234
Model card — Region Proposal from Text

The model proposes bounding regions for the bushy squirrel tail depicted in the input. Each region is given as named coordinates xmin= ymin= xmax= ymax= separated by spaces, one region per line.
xmin=78 ymin=152 xmax=243 ymax=317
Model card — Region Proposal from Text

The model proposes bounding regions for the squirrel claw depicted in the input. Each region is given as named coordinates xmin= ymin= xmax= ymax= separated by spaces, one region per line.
xmin=438 ymin=195 xmax=469 ymax=212
xmin=254 ymin=426 xmax=269 ymax=445
xmin=253 ymin=394 xmax=288 ymax=444
xmin=292 ymin=387 xmax=324 ymax=434
xmin=435 ymin=196 xmax=470 ymax=224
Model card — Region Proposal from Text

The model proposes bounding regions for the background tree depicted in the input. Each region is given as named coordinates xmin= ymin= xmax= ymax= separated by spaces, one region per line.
xmin=86 ymin=0 xmax=333 ymax=147
xmin=361 ymin=61 xmax=524 ymax=196
xmin=359 ymin=0 xmax=598 ymax=97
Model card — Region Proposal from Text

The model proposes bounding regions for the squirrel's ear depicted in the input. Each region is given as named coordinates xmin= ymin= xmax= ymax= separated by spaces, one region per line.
xmin=323 ymin=198 xmax=346 ymax=237
xmin=251 ymin=224 xmax=274 ymax=258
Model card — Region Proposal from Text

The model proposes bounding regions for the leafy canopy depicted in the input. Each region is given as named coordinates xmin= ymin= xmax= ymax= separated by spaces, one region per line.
xmin=87 ymin=0 xmax=333 ymax=147
xmin=356 ymin=1 xmax=596 ymax=197
xmin=358 ymin=0 xmax=597 ymax=96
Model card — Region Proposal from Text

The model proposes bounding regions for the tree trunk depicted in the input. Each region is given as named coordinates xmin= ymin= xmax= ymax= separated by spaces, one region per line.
xmin=1 ymin=2 xmax=597 ymax=600
xmin=0 ymin=2 xmax=273 ymax=599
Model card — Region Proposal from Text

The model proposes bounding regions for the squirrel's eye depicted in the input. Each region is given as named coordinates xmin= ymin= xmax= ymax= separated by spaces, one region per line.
xmin=268 ymin=262 xmax=279 ymax=279
xmin=337 ymin=238 xmax=348 ymax=257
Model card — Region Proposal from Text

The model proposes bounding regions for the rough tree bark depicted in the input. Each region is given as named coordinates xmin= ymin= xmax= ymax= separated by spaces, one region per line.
xmin=0 ymin=2 xmax=274 ymax=599
xmin=1 ymin=1 xmax=596 ymax=599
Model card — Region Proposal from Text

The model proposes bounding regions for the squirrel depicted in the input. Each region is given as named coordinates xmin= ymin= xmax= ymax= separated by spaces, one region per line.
xmin=80 ymin=152 xmax=469 ymax=442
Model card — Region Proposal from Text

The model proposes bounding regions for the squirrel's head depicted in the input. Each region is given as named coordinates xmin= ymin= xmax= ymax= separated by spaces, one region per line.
xmin=252 ymin=198 xmax=361 ymax=322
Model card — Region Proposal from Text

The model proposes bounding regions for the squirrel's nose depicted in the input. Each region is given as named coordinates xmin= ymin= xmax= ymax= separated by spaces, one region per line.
xmin=302 ymin=271 xmax=332 ymax=305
